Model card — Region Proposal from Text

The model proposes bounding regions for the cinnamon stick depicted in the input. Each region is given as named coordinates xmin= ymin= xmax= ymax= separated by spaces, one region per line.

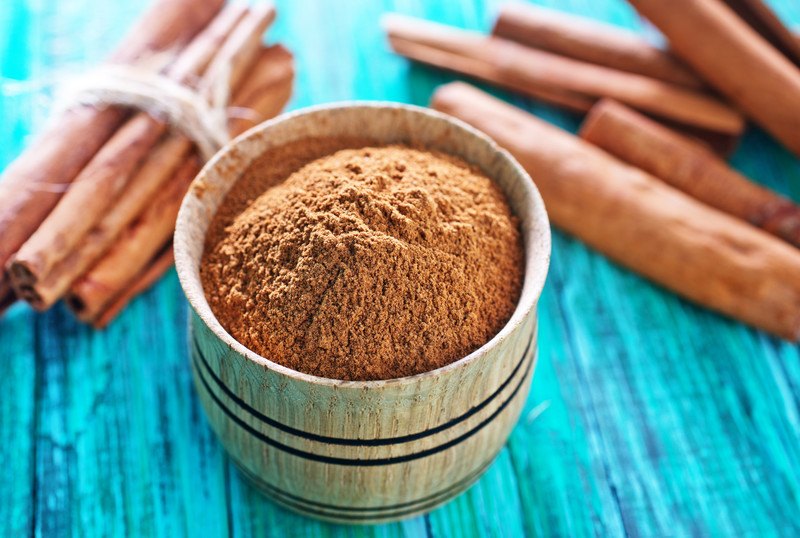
xmin=227 ymin=45 xmax=296 ymax=134
xmin=67 ymin=158 xmax=200 ymax=323
xmin=580 ymin=99 xmax=800 ymax=249
xmin=722 ymin=0 xmax=800 ymax=68
xmin=384 ymin=15 xmax=744 ymax=136
xmin=16 ymin=45 xmax=294 ymax=310
xmin=0 ymin=0 xmax=224 ymax=308
xmin=627 ymin=0 xmax=800 ymax=158
xmin=8 ymin=4 xmax=273 ymax=304
xmin=432 ymin=82 xmax=800 ymax=340
xmin=648 ymin=117 xmax=742 ymax=157
xmin=91 ymin=246 xmax=176 ymax=329
xmin=67 ymin=48 xmax=295 ymax=325
xmin=388 ymin=35 xmax=594 ymax=114
xmin=493 ymin=3 xmax=705 ymax=89
xmin=200 ymin=3 xmax=277 ymax=95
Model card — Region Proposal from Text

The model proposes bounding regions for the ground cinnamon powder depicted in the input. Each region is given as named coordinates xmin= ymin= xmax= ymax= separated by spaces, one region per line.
xmin=201 ymin=137 xmax=523 ymax=381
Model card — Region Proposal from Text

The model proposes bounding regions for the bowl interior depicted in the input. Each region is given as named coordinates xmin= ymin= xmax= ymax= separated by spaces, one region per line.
xmin=175 ymin=102 xmax=551 ymax=386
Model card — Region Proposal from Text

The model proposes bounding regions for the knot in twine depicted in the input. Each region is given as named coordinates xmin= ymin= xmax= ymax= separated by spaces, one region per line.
xmin=56 ymin=61 xmax=231 ymax=161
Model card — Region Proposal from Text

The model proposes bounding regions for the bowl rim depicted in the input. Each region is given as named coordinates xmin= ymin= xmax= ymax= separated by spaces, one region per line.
xmin=175 ymin=101 xmax=551 ymax=388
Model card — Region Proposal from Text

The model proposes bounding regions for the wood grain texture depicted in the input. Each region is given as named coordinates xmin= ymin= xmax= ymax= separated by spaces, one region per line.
xmin=1 ymin=0 xmax=800 ymax=536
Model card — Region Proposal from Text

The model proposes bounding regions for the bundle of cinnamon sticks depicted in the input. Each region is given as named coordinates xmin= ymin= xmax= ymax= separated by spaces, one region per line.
xmin=385 ymin=2 xmax=800 ymax=339
xmin=0 ymin=0 xmax=294 ymax=326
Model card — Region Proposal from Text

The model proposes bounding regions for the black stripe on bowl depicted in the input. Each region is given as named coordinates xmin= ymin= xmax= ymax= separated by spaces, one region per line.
xmin=232 ymin=454 xmax=495 ymax=521
xmin=191 ymin=328 xmax=534 ymax=447
xmin=191 ymin=342 xmax=534 ymax=466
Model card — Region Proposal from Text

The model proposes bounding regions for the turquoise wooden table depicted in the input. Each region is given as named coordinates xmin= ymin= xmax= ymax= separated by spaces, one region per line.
xmin=2 ymin=0 xmax=800 ymax=536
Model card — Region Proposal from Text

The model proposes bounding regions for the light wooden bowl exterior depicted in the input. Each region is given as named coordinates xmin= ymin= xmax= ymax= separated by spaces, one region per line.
xmin=174 ymin=103 xmax=551 ymax=523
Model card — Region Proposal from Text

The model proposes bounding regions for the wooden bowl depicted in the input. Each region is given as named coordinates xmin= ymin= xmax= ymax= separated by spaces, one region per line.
xmin=174 ymin=103 xmax=551 ymax=523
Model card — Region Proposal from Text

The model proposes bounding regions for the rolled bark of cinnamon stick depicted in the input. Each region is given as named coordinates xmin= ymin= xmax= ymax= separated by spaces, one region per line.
xmin=580 ymin=99 xmax=800 ymax=249
xmin=0 ymin=0 xmax=224 ymax=309
xmin=384 ymin=15 xmax=744 ymax=136
xmin=722 ymin=0 xmax=800 ymax=68
xmin=17 ymin=45 xmax=294 ymax=310
xmin=159 ymin=3 xmax=250 ymax=83
xmin=227 ymin=45 xmax=297 ymax=134
xmin=432 ymin=82 xmax=800 ymax=340
xmin=67 ymin=47 xmax=295 ymax=325
xmin=200 ymin=3 xmax=277 ymax=95
xmin=388 ymin=35 xmax=595 ymax=113
xmin=67 ymin=158 xmax=201 ymax=323
xmin=492 ymin=3 xmax=705 ymax=89
xmin=649 ymin=117 xmax=742 ymax=157
xmin=627 ymin=0 xmax=800 ymax=158
xmin=92 ymin=246 xmax=176 ymax=329
xmin=8 ymin=4 xmax=273 ymax=304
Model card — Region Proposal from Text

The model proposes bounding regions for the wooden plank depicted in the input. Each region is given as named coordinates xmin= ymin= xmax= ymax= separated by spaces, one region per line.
xmin=538 ymin=223 xmax=800 ymax=535
xmin=30 ymin=276 xmax=232 ymax=536
xmin=0 ymin=306 xmax=36 ymax=536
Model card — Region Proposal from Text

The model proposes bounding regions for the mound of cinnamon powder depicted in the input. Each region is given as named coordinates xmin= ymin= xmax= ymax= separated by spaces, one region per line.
xmin=201 ymin=138 xmax=523 ymax=381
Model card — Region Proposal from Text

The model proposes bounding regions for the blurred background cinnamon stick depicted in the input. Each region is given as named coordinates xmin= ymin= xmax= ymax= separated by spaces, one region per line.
xmin=722 ymin=0 xmax=800 ymax=67
xmin=628 ymin=0 xmax=800 ymax=157
xmin=493 ymin=3 xmax=705 ymax=89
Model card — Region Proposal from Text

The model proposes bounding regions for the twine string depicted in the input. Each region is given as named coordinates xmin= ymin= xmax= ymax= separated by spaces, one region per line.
xmin=4 ymin=56 xmax=240 ymax=194
xmin=50 ymin=49 xmax=236 ymax=159
xmin=57 ymin=63 xmax=231 ymax=161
